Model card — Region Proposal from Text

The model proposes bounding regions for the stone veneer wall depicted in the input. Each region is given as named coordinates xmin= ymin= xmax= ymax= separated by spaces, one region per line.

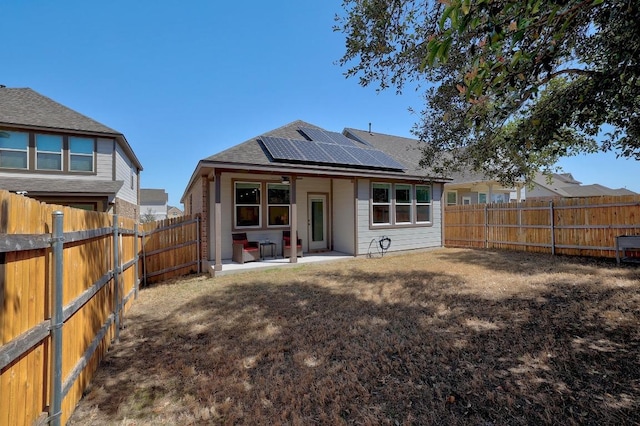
xmin=115 ymin=197 xmax=138 ymax=221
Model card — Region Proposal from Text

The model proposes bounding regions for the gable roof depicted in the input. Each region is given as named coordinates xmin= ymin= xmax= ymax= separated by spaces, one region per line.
xmin=182 ymin=120 xmax=449 ymax=203
xmin=0 ymin=87 xmax=143 ymax=170
xmin=532 ymin=172 xmax=637 ymax=197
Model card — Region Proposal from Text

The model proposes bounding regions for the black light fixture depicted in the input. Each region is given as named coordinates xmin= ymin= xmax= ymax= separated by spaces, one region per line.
xmin=281 ymin=176 xmax=290 ymax=184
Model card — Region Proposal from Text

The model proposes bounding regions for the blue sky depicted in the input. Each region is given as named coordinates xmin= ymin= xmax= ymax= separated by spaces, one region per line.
xmin=3 ymin=1 xmax=638 ymax=207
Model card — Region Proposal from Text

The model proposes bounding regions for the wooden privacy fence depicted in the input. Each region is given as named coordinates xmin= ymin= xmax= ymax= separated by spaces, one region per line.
xmin=0 ymin=190 xmax=138 ymax=426
xmin=444 ymin=194 xmax=640 ymax=258
xmin=139 ymin=215 xmax=200 ymax=285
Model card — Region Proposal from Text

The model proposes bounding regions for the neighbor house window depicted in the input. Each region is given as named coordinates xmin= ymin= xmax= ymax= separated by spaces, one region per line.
xmin=372 ymin=183 xmax=391 ymax=224
xmin=235 ymin=182 xmax=261 ymax=227
xmin=478 ymin=192 xmax=488 ymax=204
xmin=395 ymin=184 xmax=412 ymax=224
xmin=36 ymin=134 xmax=63 ymax=171
xmin=0 ymin=131 xmax=28 ymax=169
xmin=267 ymin=183 xmax=290 ymax=226
xmin=415 ymin=185 xmax=431 ymax=223
xmin=446 ymin=191 xmax=458 ymax=206
xmin=69 ymin=137 xmax=94 ymax=172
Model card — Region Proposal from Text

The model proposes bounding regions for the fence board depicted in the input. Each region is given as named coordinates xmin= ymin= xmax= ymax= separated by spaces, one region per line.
xmin=445 ymin=195 xmax=640 ymax=258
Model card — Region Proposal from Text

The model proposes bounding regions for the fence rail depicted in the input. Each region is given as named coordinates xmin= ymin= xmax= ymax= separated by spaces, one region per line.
xmin=444 ymin=195 xmax=640 ymax=259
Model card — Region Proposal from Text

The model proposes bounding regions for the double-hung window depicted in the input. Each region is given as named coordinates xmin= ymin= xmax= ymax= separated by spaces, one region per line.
xmin=36 ymin=134 xmax=63 ymax=171
xmin=416 ymin=185 xmax=431 ymax=223
xmin=446 ymin=191 xmax=458 ymax=206
xmin=69 ymin=137 xmax=94 ymax=172
xmin=372 ymin=183 xmax=391 ymax=224
xmin=0 ymin=131 xmax=28 ymax=169
xmin=395 ymin=184 xmax=412 ymax=224
xmin=235 ymin=182 xmax=261 ymax=228
xmin=267 ymin=183 xmax=290 ymax=226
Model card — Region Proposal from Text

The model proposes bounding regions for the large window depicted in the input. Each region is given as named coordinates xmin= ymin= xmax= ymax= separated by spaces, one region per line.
xmin=235 ymin=182 xmax=261 ymax=228
xmin=446 ymin=191 xmax=458 ymax=206
xmin=395 ymin=184 xmax=412 ymax=223
xmin=372 ymin=182 xmax=433 ymax=227
xmin=69 ymin=137 xmax=94 ymax=172
xmin=415 ymin=185 xmax=431 ymax=223
xmin=372 ymin=183 xmax=391 ymax=224
xmin=0 ymin=131 xmax=28 ymax=169
xmin=267 ymin=183 xmax=290 ymax=226
xmin=36 ymin=134 xmax=63 ymax=170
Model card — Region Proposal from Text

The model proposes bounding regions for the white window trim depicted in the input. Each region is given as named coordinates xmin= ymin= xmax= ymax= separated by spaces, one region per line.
xmin=478 ymin=192 xmax=488 ymax=204
xmin=35 ymin=134 xmax=63 ymax=171
xmin=266 ymin=182 xmax=290 ymax=228
xmin=446 ymin=190 xmax=458 ymax=206
xmin=462 ymin=196 xmax=472 ymax=205
xmin=395 ymin=184 xmax=412 ymax=224
xmin=234 ymin=181 xmax=262 ymax=229
xmin=415 ymin=184 xmax=432 ymax=224
xmin=372 ymin=182 xmax=392 ymax=225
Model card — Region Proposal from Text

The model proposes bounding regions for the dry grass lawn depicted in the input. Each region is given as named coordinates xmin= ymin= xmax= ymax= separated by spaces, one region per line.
xmin=68 ymin=248 xmax=640 ymax=425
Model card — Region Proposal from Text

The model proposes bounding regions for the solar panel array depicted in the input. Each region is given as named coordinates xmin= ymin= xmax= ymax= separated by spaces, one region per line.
xmin=260 ymin=129 xmax=406 ymax=171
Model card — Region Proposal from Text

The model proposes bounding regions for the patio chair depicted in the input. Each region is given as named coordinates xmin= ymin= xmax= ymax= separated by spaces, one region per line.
xmin=282 ymin=230 xmax=303 ymax=258
xmin=232 ymin=233 xmax=260 ymax=264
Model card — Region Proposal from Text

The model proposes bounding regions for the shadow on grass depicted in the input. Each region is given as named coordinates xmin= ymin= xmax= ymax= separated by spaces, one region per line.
xmin=69 ymin=262 xmax=640 ymax=425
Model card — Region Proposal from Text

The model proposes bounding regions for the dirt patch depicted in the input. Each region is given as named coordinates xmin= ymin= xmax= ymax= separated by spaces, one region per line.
xmin=68 ymin=248 xmax=640 ymax=425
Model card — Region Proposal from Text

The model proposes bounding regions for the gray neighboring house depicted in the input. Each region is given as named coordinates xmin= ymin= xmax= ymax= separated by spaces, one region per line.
xmin=181 ymin=120 xmax=449 ymax=274
xmin=527 ymin=172 xmax=637 ymax=199
xmin=140 ymin=188 xmax=169 ymax=221
xmin=0 ymin=87 xmax=143 ymax=219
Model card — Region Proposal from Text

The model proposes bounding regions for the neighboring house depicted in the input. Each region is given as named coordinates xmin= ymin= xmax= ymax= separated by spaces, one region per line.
xmin=140 ymin=188 xmax=169 ymax=221
xmin=0 ymin=87 xmax=143 ymax=219
xmin=181 ymin=120 xmax=449 ymax=274
xmin=527 ymin=172 xmax=637 ymax=200
xmin=443 ymin=170 xmax=524 ymax=205
xmin=167 ymin=205 xmax=183 ymax=219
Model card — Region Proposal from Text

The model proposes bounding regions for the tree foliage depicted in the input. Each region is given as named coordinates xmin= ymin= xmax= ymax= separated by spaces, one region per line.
xmin=335 ymin=0 xmax=640 ymax=184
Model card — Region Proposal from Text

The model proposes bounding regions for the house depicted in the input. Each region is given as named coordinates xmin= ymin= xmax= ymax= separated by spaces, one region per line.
xmin=181 ymin=120 xmax=449 ymax=274
xmin=346 ymin=129 xmax=523 ymax=205
xmin=526 ymin=172 xmax=637 ymax=200
xmin=140 ymin=188 xmax=169 ymax=221
xmin=167 ymin=205 xmax=183 ymax=219
xmin=0 ymin=87 xmax=143 ymax=219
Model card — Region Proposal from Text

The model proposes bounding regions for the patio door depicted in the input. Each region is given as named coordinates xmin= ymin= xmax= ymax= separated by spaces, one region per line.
xmin=308 ymin=195 xmax=327 ymax=251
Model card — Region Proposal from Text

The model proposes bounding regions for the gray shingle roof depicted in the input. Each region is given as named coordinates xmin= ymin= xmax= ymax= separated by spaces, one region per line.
xmin=0 ymin=177 xmax=124 ymax=195
xmin=0 ymin=87 xmax=143 ymax=170
xmin=0 ymin=88 xmax=119 ymax=134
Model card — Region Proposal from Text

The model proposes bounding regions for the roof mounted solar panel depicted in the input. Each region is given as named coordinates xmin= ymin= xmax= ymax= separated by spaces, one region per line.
xmin=299 ymin=127 xmax=357 ymax=147
xmin=290 ymin=139 xmax=334 ymax=163
xmin=260 ymin=136 xmax=306 ymax=161
xmin=317 ymin=142 xmax=361 ymax=165
xmin=364 ymin=149 xmax=407 ymax=170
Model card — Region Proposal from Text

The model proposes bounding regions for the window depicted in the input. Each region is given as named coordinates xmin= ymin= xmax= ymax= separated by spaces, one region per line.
xmin=446 ymin=191 xmax=458 ymax=206
xmin=0 ymin=131 xmax=28 ymax=169
xmin=478 ymin=192 xmax=488 ymax=204
xmin=462 ymin=196 xmax=471 ymax=205
xmin=395 ymin=184 xmax=412 ymax=224
xmin=69 ymin=137 xmax=94 ymax=172
xmin=372 ymin=183 xmax=391 ymax=224
xmin=415 ymin=185 xmax=431 ymax=223
xmin=267 ymin=183 xmax=290 ymax=226
xmin=235 ymin=182 xmax=261 ymax=227
xmin=36 ymin=134 xmax=62 ymax=170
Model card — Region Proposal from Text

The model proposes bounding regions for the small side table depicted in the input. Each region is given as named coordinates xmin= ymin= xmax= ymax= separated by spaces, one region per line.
xmin=260 ymin=241 xmax=277 ymax=260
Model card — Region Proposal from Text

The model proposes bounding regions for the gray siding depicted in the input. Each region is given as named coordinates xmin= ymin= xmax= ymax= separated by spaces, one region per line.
xmin=356 ymin=179 xmax=443 ymax=255
xmin=332 ymin=178 xmax=355 ymax=254
xmin=96 ymin=138 xmax=113 ymax=179
xmin=114 ymin=143 xmax=138 ymax=204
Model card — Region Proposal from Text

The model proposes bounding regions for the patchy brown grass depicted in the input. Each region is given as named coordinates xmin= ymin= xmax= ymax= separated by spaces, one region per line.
xmin=68 ymin=248 xmax=640 ymax=425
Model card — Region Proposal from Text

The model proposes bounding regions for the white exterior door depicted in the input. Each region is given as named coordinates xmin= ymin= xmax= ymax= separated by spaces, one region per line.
xmin=308 ymin=195 xmax=327 ymax=251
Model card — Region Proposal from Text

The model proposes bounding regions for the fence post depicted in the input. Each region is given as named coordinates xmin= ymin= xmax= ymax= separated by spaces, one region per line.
xmin=134 ymin=222 xmax=139 ymax=299
xmin=549 ymin=200 xmax=556 ymax=255
xmin=112 ymin=215 xmax=121 ymax=340
xmin=484 ymin=204 xmax=489 ymax=248
xmin=141 ymin=226 xmax=147 ymax=287
xmin=49 ymin=211 xmax=64 ymax=426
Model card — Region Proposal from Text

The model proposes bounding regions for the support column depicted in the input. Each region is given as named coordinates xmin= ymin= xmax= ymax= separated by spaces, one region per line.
xmin=289 ymin=175 xmax=298 ymax=264
xmin=214 ymin=171 xmax=223 ymax=272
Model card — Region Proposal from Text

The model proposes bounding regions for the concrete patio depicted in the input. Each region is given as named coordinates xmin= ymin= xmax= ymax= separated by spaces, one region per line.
xmin=209 ymin=251 xmax=355 ymax=276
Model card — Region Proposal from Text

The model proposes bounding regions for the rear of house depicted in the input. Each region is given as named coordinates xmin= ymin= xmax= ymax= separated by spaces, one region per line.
xmin=182 ymin=120 xmax=448 ymax=274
